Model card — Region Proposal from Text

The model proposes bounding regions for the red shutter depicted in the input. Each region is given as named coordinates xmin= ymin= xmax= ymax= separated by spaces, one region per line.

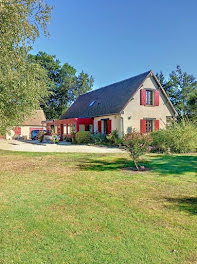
xmin=140 ymin=89 xmax=146 ymax=105
xmin=154 ymin=90 xmax=160 ymax=106
xmin=98 ymin=121 xmax=101 ymax=133
xmin=140 ymin=119 xmax=146 ymax=134
xmin=155 ymin=120 xmax=159 ymax=130
xmin=107 ymin=120 xmax=112 ymax=134
xmin=15 ymin=127 xmax=21 ymax=135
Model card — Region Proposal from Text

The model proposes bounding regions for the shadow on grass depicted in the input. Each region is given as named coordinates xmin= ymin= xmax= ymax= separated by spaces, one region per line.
xmin=79 ymin=158 xmax=133 ymax=171
xmin=149 ymin=155 xmax=197 ymax=175
xmin=165 ymin=197 xmax=197 ymax=215
xmin=78 ymin=154 xmax=197 ymax=175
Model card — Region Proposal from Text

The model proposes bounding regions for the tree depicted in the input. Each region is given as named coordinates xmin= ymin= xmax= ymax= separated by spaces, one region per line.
xmin=0 ymin=0 xmax=52 ymax=134
xmin=28 ymin=52 xmax=62 ymax=119
xmin=156 ymin=71 xmax=167 ymax=88
xmin=187 ymin=90 xmax=197 ymax=121
xmin=123 ymin=132 xmax=152 ymax=170
xmin=29 ymin=52 xmax=94 ymax=120
xmin=156 ymin=66 xmax=197 ymax=119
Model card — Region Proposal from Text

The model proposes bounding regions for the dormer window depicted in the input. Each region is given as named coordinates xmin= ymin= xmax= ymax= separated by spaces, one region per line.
xmin=146 ymin=90 xmax=153 ymax=105
xmin=89 ymin=100 xmax=95 ymax=107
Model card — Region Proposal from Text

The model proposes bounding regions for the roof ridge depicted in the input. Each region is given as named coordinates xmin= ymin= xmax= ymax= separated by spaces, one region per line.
xmin=60 ymin=70 xmax=153 ymax=120
xmin=80 ymin=70 xmax=152 ymax=97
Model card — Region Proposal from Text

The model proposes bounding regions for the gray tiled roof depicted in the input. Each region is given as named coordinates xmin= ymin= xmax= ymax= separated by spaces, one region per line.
xmin=60 ymin=70 xmax=151 ymax=119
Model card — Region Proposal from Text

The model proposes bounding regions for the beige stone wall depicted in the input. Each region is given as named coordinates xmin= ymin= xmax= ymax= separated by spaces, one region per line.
xmin=122 ymin=76 xmax=175 ymax=133
xmin=94 ymin=115 xmax=122 ymax=135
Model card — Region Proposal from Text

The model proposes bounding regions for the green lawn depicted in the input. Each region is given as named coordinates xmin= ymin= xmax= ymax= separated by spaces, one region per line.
xmin=0 ymin=150 xmax=196 ymax=264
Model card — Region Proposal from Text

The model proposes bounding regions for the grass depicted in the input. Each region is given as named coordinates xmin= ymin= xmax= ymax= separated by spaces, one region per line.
xmin=0 ymin=150 xmax=196 ymax=264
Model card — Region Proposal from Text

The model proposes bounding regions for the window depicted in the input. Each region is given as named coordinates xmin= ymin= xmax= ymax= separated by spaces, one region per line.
xmin=127 ymin=127 xmax=132 ymax=133
xmin=89 ymin=100 xmax=95 ymax=107
xmin=64 ymin=125 xmax=67 ymax=134
xmin=86 ymin=124 xmax=93 ymax=133
xmin=71 ymin=124 xmax=76 ymax=133
xmin=146 ymin=120 xmax=154 ymax=132
xmin=103 ymin=120 xmax=108 ymax=134
xmin=79 ymin=124 xmax=85 ymax=131
xmin=146 ymin=90 xmax=153 ymax=105
xmin=166 ymin=116 xmax=172 ymax=127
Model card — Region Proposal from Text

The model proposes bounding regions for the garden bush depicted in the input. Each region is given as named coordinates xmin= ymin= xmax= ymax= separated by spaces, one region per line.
xmin=123 ymin=132 xmax=152 ymax=170
xmin=76 ymin=131 xmax=91 ymax=144
xmin=92 ymin=133 xmax=107 ymax=145
xmin=151 ymin=119 xmax=197 ymax=153
xmin=38 ymin=131 xmax=44 ymax=142
xmin=106 ymin=130 xmax=122 ymax=145
xmin=151 ymin=129 xmax=169 ymax=153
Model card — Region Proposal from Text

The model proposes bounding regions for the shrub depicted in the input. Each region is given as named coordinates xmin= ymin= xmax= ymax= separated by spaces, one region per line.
xmin=76 ymin=131 xmax=91 ymax=144
xmin=38 ymin=131 xmax=44 ymax=142
xmin=151 ymin=129 xmax=169 ymax=153
xmin=151 ymin=119 xmax=197 ymax=153
xmin=92 ymin=133 xmax=107 ymax=145
xmin=106 ymin=130 xmax=122 ymax=145
xmin=51 ymin=133 xmax=56 ymax=144
xmin=123 ymin=132 xmax=152 ymax=170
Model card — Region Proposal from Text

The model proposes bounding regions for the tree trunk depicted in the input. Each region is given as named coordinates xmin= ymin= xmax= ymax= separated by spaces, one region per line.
xmin=134 ymin=160 xmax=139 ymax=171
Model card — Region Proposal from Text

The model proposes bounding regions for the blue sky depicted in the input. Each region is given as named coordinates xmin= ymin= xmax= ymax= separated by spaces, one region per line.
xmin=33 ymin=0 xmax=197 ymax=89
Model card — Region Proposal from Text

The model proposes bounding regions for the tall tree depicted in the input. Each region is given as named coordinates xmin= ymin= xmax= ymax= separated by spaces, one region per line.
xmin=29 ymin=52 xmax=94 ymax=120
xmin=0 ymin=0 xmax=52 ymax=134
xmin=156 ymin=66 xmax=197 ymax=119
xmin=28 ymin=52 xmax=61 ymax=119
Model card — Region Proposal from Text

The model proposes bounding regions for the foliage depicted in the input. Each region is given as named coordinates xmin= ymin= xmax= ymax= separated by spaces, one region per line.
xmin=123 ymin=132 xmax=152 ymax=170
xmin=0 ymin=0 xmax=52 ymax=134
xmin=106 ymin=130 xmax=122 ymax=145
xmin=156 ymin=65 xmax=197 ymax=119
xmin=29 ymin=52 xmax=94 ymax=120
xmin=151 ymin=119 xmax=197 ymax=153
xmin=76 ymin=131 xmax=91 ymax=144
xmin=51 ymin=131 xmax=59 ymax=144
xmin=38 ymin=130 xmax=44 ymax=142
xmin=51 ymin=133 xmax=56 ymax=144
xmin=92 ymin=133 xmax=107 ymax=145
xmin=151 ymin=129 xmax=168 ymax=153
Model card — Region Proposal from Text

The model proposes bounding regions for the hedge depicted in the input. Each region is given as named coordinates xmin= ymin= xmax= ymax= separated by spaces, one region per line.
xmin=76 ymin=131 xmax=91 ymax=144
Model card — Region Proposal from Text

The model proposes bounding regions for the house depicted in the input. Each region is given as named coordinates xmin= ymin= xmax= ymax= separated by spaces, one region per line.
xmin=6 ymin=110 xmax=46 ymax=140
xmin=46 ymin=70 xmax=177 ymax=139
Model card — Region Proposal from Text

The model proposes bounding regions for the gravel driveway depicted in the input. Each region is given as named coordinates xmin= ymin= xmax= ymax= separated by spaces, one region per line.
xmin=0 ymin=139 xmax=124 ymax=153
